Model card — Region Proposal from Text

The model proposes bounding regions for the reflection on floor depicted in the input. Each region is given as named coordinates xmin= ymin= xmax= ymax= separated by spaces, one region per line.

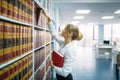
xmin=72 ymin=46 xmax=115 ymax=80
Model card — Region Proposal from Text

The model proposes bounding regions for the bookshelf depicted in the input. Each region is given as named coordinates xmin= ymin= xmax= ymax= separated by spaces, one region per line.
xmin=0 ymin=0 xmax=53 ymax=80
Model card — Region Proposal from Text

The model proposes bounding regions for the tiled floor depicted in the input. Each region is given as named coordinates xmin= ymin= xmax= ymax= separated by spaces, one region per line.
xmin=72 ymin=46 xmax=115 ymax=80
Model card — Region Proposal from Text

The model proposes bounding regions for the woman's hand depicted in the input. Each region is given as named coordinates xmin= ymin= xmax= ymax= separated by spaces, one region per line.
xmin=49 ymin=57 xmax=55 ymax=68
xmin=41 ymin=8 xmax=52 ymax=22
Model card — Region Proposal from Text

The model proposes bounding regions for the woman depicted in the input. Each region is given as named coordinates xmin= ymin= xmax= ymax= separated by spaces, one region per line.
xmin=42 ymin=9 xmax=83 ymax=80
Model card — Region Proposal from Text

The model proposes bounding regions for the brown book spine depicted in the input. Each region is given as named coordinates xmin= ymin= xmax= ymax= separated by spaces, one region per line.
xmin=22 ymin=26 xmax=25 ymax=54
xmin=2 ymin=67 xmax=10 ymax=80
xmin=0 ymin=21 xmax=4 ymax=64
xmin=18 ymin=0 xmax=22 ymax=22
xmin=30 ymin=1 xmax=33 ymax=24
xmin=25 ymin=27 xmax=28 ymax=53
xmin=12 ymin=24 xmax=17 ymax=59
xmin=18 ymin=59 xmax=24 ymax=80
xmin=30 ymin=28 xmax=33 ymax=50
xmin=0 ymin=67 xmax=4 ymax=79
xmin=13 ymin=62 xmax=20 ymax=80
xmin=8 ymin=0 xmax=13 ymax=19
xmin=1 ymin=0 xmax=8 ymax=17
xmin=13 ymin=0 xmax=18 ymax=20
xmin=0 ymin=0 xmax=1 ymax=15
xmin=40 ymin=66 xmax=45 ymax=80
xmin=4 ymin=22 xmax=12 ymax=62
xmin=9 ymin=64 xmax=15 ymax=79
xmin=21 ymin=0 xmax=25 ymax=22
xmin=22 ymin=57 xmax=27 ymax=80
xmin=24 ymin=0 xmax=28 ymax=23
xmin=28 ymin=54 xmax=33 ymax=79
xmin=23 ymin=56 xmax=29 ymax=80
xmin=16 ymin=25 xmax=20 ymax=57
xmin=19 ymin=26 xmax=22 ymax=56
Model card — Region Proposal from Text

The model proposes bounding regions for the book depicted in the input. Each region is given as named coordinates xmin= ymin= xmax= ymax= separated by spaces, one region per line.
xmin=0 ymin=21 xmax=4 ymax=64
xmin=52 ymin=50 xmax=64 ymax=67
xmin=1 ymin=0 xmax=8 ymax=17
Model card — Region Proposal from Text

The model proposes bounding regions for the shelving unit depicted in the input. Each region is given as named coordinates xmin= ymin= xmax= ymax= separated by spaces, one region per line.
xmin=0 ymin=0 xmax=53 ymax=80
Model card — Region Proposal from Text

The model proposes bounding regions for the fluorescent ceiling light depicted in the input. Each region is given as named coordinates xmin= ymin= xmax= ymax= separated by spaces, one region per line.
xmin=102 ymin=16 xmax=114 ymax=19
xmin=71 ymin=21 xmax=79 ymax=25
xmin=88 ymin=23 xmax=94 ymax=25
xmin=114 ymin=10 xmax=120 ymax=14
xmin=73 ymin=16 xmax=84 ymax=19
xmin=76 ymin=10 xmax=91 ymax=14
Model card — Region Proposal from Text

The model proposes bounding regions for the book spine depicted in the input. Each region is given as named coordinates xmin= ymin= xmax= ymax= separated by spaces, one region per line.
xmin=21 ymin=0 xmax=25 ymax=22
xmin=22 ymin=26 xmax=25 ymax=54
xmin=1 ymin=67 xmax=10 ymax=80
xmin=40 ymin=66 xmax=45 ymax=80
xmin=12 ymin=24 xmax=17 ymax=59
xmin=46 ymin=44 xmax=51 ymax=56
xmin=46 ymin=58 xmax=50 ymax=72
xmin=23 ymin=56 xmax=29 ymax=80
xmin=4 ymin=22 xmax=12 ymax=63
xmin=9 ymin=64 xmax=15 ymax=79
xmin=13 ymin=62 xmax=19 ymax=80
xmin=30 ymin=27 xmax=33 ymax=50
xmin=34 ymin=51 xmax=37 ymax=71
xmin=28 ymin=54 xmax=33 ymax=79
xmin=24 ymin=27 xmax=27 ymax=54
xmin=0 ymin=0 xmax=1 ymax=15
xmin=19 ymin=59 xmax=24 ymax=80
xmin=1 ymin=0 xmax=8 ymax=17
xmin=27 ymin=27 xmax=30 ymax=52
xmin=19 ymin=26 xmax=22 ymax=56
xmin=0 ymin=21 xmax=4 ymax=64
xmin=13 ymin=0 xmax=18 ymax=20
xmin=18 ymin=0 xmax=22 ymax=22
xmin=16 ymin=25 xmax=20 ymax=57
xmin=8 ymin=0 xmax=14 ymax=19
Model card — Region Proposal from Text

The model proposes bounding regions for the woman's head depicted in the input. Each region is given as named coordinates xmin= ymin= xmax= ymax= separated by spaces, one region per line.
xmin=61 ymin=24 xmax=83 ymax=41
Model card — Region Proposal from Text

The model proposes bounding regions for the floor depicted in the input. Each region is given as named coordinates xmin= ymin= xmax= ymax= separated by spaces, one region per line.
xmin=72 ymin=46 xmax=115 ymax=80
xmin=53 ymin=46 xmax=116 ymax=80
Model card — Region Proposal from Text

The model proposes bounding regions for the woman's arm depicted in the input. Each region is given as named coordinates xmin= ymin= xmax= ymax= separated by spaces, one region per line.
xmin=42 ymin=9 xmax=64 ymax=45
xmin=42 ymin=8 xmax=52 ymax=22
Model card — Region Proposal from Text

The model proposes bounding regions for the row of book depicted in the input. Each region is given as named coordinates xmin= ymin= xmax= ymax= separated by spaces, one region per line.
xmin=0 ymin=0 xmax=33 ymax=24
xmin=34 ymin=31 xmax=51 ymax=49
xmin=46 ymin=32 xmax=51 ymax=43
xmin=0 ymin=21 xmax=33 ymax=65
xmin=46 ymin=68 xmax=52 ymax=80
xmin=34 ymin=3 xmax=45 ymax=28
xmin=46 ymin=44 xmax=52 ymax=56
xmin=46 ymin=57 xmax=50 ymax=73
xmin=34 ymin=48 xmax=45 ymax=71
xmin=34 ymin=65 xmax=45 ymax=80
xmin=34 ymin=29 xmax=45 ymax=49
xmin=0 ymin=54 xmax=33 ymax=80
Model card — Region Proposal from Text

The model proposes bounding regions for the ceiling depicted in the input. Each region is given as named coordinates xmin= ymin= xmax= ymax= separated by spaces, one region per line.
xmin=53 ymin=0 xmax=120 ymax=26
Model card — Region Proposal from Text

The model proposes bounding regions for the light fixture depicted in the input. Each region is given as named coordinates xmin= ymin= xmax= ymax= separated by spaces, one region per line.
xmin=76 ymin=10 xmax=91 ymax=14
xmin=102 ymin=16 xmax=114 ymax=19
xmin=114 ymin=10 xmax=120 ymax=14
xmin=88 ymin=23 xmax=94 ymax=25
xmin=73 ymin=16 xmax=84 ymax=19
xmin=71 ymin=21 xmax=79 ymax=25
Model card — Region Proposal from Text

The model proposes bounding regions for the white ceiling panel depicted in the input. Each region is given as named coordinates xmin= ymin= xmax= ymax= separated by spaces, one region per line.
xmin=53 ymin=2 xmax=120 ymax=25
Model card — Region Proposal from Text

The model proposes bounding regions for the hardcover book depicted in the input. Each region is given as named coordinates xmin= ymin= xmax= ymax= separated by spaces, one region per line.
xmin=52 ymin=50 xmax=64 ymax=67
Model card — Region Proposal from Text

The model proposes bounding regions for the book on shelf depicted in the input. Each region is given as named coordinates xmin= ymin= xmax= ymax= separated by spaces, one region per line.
xmin=0 ymin=0 xmax=1 ymax=15
xmin=52 ymin=50 xmax=64 ymax=67
xmin=0 ymin=21 xmax=4 ymax=64
xmin=1 ymin=0 xmax=8 ymax=17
